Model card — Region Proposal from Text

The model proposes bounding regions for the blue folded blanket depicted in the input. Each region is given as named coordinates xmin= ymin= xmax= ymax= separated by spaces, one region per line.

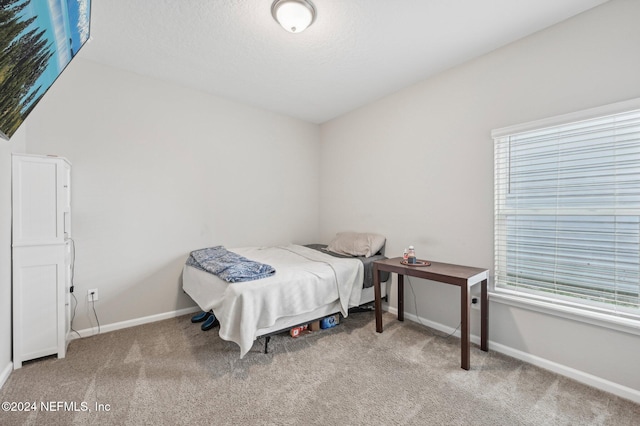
xmin=186 ymin=246 xmax=276 ymax=283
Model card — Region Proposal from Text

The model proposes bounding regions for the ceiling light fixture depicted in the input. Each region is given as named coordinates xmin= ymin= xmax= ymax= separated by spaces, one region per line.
xmin=271 ymin=0 xmax=316 ymax=33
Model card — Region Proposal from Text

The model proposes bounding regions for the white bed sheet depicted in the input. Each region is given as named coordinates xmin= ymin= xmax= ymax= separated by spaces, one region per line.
xmin=182 ymin=244 xmax=367 ymax=358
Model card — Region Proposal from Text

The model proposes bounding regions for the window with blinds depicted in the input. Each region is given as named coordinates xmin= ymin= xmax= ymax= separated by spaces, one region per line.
xmin=494 ymin=106 xmax=640 ymax=320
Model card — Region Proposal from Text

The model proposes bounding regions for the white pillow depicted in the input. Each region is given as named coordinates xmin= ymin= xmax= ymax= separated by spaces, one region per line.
xmin=326 ymin=232 xmax=386 ymax=258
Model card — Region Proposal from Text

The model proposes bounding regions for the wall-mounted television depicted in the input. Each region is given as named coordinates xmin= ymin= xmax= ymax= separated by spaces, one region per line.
xmin=0 ymin=0 xmax=91 ymax=140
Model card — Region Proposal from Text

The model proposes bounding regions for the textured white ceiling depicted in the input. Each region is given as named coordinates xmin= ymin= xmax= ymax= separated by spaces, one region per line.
xmin=79 ymin=0 xmax=609 ymax=123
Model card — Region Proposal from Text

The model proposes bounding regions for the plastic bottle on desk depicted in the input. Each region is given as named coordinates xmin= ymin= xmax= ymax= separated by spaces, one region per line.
xmin=408 ymin=246 xmax=416 ymax=264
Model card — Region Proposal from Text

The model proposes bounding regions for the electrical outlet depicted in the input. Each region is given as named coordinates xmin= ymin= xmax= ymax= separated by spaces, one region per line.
xmin=88 ymin=288 xmax=99 ymax=302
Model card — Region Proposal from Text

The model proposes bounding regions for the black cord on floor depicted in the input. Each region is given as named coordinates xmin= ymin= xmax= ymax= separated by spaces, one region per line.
xmin=407 ymin=276 xmax=461 ymax=339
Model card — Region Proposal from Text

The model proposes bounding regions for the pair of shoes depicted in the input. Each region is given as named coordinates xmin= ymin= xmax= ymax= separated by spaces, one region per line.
xmin=201 ymin=314 xmax=220 ymax=331
xmin=191 ymin=311 xmax=212 ymax=323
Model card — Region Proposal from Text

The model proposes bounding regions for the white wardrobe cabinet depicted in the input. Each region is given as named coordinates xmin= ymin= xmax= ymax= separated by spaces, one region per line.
xmin=12 ymin=154 xmax=72 ymax=369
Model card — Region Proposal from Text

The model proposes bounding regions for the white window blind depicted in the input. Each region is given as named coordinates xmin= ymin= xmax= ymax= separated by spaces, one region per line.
xmin=494 ymin=107 xmax=640 ymax=320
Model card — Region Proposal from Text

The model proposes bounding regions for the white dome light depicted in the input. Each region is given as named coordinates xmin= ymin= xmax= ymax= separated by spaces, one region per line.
xmin=271 ymin=0 xmax=316 ymax=33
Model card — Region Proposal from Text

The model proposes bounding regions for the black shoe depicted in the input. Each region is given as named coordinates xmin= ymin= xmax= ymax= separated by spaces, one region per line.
xmin=201 ymin=314 xmax=220 ymax=331
xmin=191 ymin=311 xmax=211 ymax=323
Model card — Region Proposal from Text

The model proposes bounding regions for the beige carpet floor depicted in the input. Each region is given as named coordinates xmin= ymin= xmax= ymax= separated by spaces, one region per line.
xmin=1 ymin=311 xmax=638 ymax=425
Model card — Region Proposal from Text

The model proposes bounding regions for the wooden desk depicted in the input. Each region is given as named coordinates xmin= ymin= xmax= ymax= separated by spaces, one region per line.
xmin=373 ymin=257 xmax=489 ymax=370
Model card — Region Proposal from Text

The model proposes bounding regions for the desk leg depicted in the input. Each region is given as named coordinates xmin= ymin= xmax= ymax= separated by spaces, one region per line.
xmin=397 ymin=274 xmax=404 ymax=322
xmin=374 ymin=265 xmax=383 ymax=333
xmin=461 ymin=283 xmax=470 ymax=370
xmin=481 ymin=279 xmax=488 ymax=352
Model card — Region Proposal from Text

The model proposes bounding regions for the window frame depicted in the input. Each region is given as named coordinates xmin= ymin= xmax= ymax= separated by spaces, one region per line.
xmin=492 ymin=97 xmax=640 ymax=334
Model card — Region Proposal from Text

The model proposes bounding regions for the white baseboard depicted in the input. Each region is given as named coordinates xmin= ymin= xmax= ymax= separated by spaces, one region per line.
xmin=71 ymin=306 xmax=200 ymax=340
xmin=0 ymin=361 xmax=12 ymax=390
xmin=385 ymin=305 xmax=640 ymax=404
xmin=489 ymin=340 xmax=640 ymax=404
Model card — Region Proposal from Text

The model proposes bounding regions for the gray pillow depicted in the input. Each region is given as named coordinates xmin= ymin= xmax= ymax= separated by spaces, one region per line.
xmin=325 ymin=232 xmax=386 ymax=258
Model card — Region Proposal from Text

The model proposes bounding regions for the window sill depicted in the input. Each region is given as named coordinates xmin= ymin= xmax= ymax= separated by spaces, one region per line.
xmin=489 ymin=290 xmax=640 ymax=337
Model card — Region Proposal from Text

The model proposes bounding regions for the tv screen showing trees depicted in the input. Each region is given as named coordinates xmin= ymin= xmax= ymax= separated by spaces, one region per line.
xmin=0 ymin=0 xmax=91 ymax=140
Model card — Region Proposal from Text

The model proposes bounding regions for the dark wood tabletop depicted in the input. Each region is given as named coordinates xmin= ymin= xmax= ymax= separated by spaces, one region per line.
xmin=373 ymin=257 xmax=488 ymax=286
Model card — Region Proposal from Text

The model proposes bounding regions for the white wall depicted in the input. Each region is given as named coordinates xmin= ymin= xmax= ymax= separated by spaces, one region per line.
xmin=24 ymin=58 xmax=321 ymax=331
xmin=320 ymin=0 xmax=640 ymax=396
